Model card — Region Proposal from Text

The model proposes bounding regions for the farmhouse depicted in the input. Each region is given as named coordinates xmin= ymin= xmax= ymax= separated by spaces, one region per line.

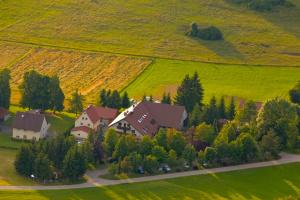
xmin=0 ymin=107 xmax=10 ymax=122
xmin=71 ymin=105 xmax=118 ymax=139
xmin=12 ymin=111 xmax=50 ymax=141
xmin=109 ymin=101 xmax=187 ymax=137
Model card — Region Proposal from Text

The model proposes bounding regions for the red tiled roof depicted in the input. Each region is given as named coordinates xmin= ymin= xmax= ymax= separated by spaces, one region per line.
xmin=0 ymin=107 xmax=9 ymax=119
xmin=71 ymin=126 xmax=91 ymax=134
xmin=85 ymin=105 xmax=118 ymax=124
xmin=113 ymin=102 xmax=186 ymax=136
xmin=13 ymin=112 xmax=46 ymax=132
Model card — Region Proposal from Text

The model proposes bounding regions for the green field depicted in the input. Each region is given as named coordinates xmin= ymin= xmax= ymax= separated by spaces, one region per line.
xmin=0 ymin=134 xmax=24 ymax=149
xmin=0 ymin=163 xmax=300 ymax=199
xmin=124 ymin=59 xmax=300 ymax=102
xmin=0 ymin=148 xmax=36 ymax=186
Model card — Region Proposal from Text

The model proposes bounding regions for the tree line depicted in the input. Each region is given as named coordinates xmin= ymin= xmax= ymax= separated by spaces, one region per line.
xmin=14 ymin=129 xmax=106 ymax=183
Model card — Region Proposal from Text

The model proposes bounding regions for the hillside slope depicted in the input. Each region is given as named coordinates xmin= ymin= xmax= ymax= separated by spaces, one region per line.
xmin=0 ymin=0 xmax=299 ymax=65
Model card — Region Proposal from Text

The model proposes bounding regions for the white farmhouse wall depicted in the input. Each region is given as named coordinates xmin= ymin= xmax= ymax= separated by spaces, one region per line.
xmin=75 ymin=112 xmax=96 ymax=129
xmin=13 ymin=128 xmax=42 ymax=141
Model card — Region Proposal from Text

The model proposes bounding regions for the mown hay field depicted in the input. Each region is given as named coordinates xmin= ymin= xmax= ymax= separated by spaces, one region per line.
xmin=0 ymin=45 xmax=151 ymax=104
xmin=0 ymin=0 xmax=299 ymax=65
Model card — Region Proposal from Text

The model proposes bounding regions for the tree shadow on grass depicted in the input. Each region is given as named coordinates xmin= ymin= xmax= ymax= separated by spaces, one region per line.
xmin=259 ymin=4 xmax=300 ymax=39
xmin=197 ymin=38 xmax=245 ymax=62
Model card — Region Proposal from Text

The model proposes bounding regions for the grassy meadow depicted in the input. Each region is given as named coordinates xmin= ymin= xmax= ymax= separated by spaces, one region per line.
xmin=0 ymin=0 xmax=299 ymax=66
xmin=0 ymin=163 xmax=300 ymax=199
xmin=0 ymin=148 xmax=36 ymax=186
xmin=124 ymin=59 xmax=300 ymax=102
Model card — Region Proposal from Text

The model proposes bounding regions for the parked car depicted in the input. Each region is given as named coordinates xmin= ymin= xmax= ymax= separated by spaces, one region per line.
xmin=159 ymin=164 xmax=171 ymax=173
xmin=137 ymin=166 xmax=145 ymax=174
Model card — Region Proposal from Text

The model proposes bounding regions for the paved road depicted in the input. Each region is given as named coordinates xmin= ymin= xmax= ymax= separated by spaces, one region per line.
xmin=1 ymin=152 xmax=300 ymax=191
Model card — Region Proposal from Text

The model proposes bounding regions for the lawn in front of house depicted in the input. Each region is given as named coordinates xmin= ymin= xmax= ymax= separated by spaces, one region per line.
xmin=46 ymin=112 xmax=75 ymax=135
xmin=0 ymin=134 xmax=25 ymax=149
xmin=0 ymin=148 xmax=36 ymax=186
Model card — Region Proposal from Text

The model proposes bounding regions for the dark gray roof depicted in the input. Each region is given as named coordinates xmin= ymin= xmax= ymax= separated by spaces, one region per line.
xmin=12 ymin=112 xmax=46 ymax=132
xmin=123 ymin=102 xmax=186 ymax=136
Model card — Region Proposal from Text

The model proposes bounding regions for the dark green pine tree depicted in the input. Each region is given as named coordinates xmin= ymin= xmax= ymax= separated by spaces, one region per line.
xmin=202 ymin=96 xmax=219 ymax=125
xmin=62 ymin=146 xmax=87 ymax=181
xmin=227 ymin=97 xmax=236 ymax=120
xmin=191 ymin=72 xmax=204 ymax=108
xmin=99 ymin=89 xmax=108 ymax=107
xmin=175 ymin=72 xmax=204 ymax=113
xmin=108 ymin=90 xmax=122 ymax=109
xmin=218 ymin=96 xmax=226 ymax=119
xmin=15 ymin=145 xmax=35 ymax=176
xmin=34 ymin=153 xmax=53 ymax=181
xmin=161 ymin=92 xmax=172 ymax=104
xmin=121 ymin=92 xmax=130 ymax=108
xmin=0 ymin=68 xmax=11 ymax=109
xmin=49 ymin=76 xmax=65 ymax=112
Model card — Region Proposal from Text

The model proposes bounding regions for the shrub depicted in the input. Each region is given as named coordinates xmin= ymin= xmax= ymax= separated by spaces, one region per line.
xmin=189 ymin=23 xmax=223 ymax=41
xmin=120 ymin=156 xmax=132 ymax=173
xmin=152 ymin=145 xmax=168 ymax=164
xmin=143 ymin=155 xmax=159 ymax=174
xmin=108 ymin=163 xmax=118 ymax=175
xmin=198 ymin=26 xmax=223 ymax=40
xmin=182 ymin=144 xmax=197 ymax=165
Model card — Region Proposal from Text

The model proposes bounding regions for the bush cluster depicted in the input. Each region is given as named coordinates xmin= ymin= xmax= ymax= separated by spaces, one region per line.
xmin=189 ymin=23 xmax=223 ymax=41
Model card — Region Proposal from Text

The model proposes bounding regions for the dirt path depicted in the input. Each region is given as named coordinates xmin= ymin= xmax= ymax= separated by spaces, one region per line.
xmin=0 ymin=152 xmax=299 ymax=191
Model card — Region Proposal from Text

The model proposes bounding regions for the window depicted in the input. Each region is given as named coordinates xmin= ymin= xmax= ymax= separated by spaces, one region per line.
xmin=81 ymin=123 xmax=83 ymax=125
xmin=82 ymin=117 xmax=84 ymax=120
xmin=16 ymin=136 xmax=20 ymax=139
xmin=132 ymin=130 xmax=135 ymax=134
xmin=88 ymin=124 xmax=90 ymax=127
xmin=118 ymin=122 xmax=122 ymax=126
xmin=23 ymin=135 xmax=27 ymax=139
